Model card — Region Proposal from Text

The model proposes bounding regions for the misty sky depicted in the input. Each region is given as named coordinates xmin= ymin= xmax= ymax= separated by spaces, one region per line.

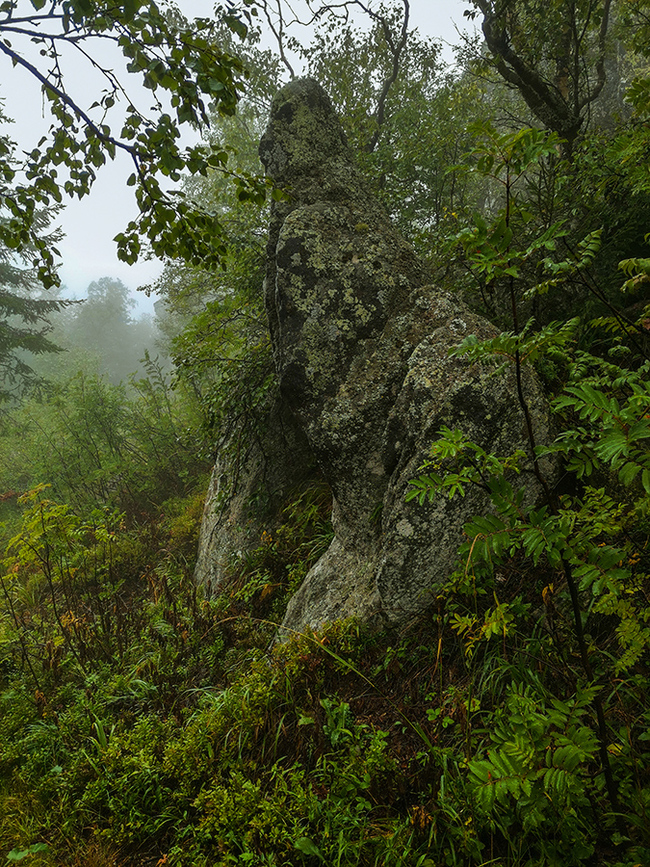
xmin=0 ymin=0 xmax=475 ymax=311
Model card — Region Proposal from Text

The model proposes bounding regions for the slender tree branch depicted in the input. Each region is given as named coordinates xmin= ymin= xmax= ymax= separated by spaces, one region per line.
xmin=362 ymin=0 xmax=410 ymax=154
xmin=0 ymin=38 xmax=146 ymax=162
xmin=257 ymin=0 xmax=295 ymax=78
xmin=577 ymin=0 xmax=611 ymax=111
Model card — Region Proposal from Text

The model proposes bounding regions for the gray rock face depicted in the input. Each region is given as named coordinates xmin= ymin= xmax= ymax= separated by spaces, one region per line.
xmin=193 ymin=78 xmax=552 ymax=632
xmin=257 ymin=78 xmax=552 ymax=632
xmin=193 ymin=395 xmax=315 ymax=596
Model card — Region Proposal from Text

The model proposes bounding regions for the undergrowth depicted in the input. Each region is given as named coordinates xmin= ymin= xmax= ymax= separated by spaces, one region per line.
xmin=1 ymin=127 xmax=650 ymax=867
xmin=1 ymin=464 xmax=648 ymax=866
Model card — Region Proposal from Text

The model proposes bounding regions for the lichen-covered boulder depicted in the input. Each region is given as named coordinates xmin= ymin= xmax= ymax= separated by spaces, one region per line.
xmin=255 ymin=78 xmax=553 ymax=632
xmin=193 ymin=78 xmax=553 ymax=631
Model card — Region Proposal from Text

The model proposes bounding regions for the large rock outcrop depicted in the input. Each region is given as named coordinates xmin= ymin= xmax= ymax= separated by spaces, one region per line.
xmin=195 ymin=78 xmax=553 ymax=632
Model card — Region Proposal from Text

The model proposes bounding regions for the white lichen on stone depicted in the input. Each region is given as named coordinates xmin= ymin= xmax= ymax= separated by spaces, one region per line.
xmin=395 ymin=519 xmax=414 ymax=538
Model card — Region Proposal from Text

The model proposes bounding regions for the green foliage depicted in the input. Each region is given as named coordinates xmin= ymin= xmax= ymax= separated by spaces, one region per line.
xmin=6 ymin=842 xmax=49 ymax=861
xmin=468 ymin=684 xmax=599 ymax=828
xmin=0 ymin=109 xmax=74 ymax=401
xmin=228 ymin=483 xmax=333 ymax=620
xmin=468 ymin=0 xmax=615 ymax=152
xmin=50 ymin=277 xmax=160 ymax=385
xmin=297 ymin=6 xmax=489 ymax=254
xmin=149 ymin=38 xmax=281 ymax=443
xmin=1 ymin=6 xmax=650 ymax=867
xmin=0 ymin=507 xmax=413 ymax=866
xmin=449 ymin=123 xmax=591 ymax=325
xmin=0 ymin=356 xmax=210 ymax=525
xmin=0 ymin=1 xmax=267 ymax=283
xmin=169 ymin=285 xmax=273 ymax=443
xmin=1 ymin=485 xmax=147 ymax=674
xmin=407 ymin=117 xmax=650 ymax=866
xmin=0 ymin=450 xmax=404 ymax=865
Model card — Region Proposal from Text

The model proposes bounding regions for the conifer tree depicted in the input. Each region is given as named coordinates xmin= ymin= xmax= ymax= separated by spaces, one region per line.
xmin=0 ymin=113 xmax=72 ymax=401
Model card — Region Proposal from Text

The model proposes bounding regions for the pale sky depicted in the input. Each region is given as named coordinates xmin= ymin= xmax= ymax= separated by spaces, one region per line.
xmin=0 ymin=0 xmax=474 ymax=311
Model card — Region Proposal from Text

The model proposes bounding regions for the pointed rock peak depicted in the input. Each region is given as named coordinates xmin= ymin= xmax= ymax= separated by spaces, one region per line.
xmin=259 ymin=78 xmax=351 ymax=183
xmin=195 ymin=79 xmax=555 ymax=636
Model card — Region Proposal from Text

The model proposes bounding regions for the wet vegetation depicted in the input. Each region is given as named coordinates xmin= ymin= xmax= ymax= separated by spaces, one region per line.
xmin=0 ymin=1 xmax=650 ymax=865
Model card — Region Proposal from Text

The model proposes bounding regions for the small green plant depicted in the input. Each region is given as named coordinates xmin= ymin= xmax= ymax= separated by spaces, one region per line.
xmin=6 ymin=843 xmax=49 ymax=862
xmin=467 ymin=683 xmax=601 ymax=862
